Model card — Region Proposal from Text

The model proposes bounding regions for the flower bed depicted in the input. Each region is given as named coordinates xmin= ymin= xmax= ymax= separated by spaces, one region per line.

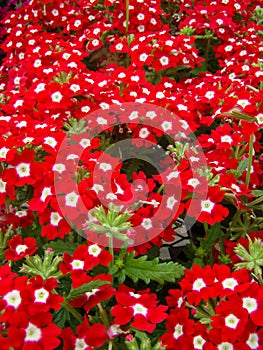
xmin=0 ymin=0 xmax=262 ymax=349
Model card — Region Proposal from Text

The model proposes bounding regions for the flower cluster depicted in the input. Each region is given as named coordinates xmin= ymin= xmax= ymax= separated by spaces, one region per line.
xmin=0 ymin=0 xmax=262 ymax=349
xmin=162 ymin=264 xmax=263 ymax=349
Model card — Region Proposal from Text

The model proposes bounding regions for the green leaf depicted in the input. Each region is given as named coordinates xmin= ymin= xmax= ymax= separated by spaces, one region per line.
xmin=122 ymin=253 xmax=185 ymax=284
xmin=126 ymin=158 xmax=142 ymax=181
xmin=53 ymin=307 xmax=70 ymax=328
xmin=236 ymin=158 xmax=249 ymax=177
xmin=43 ymin=240 xmax=79 ymax=255
xmin=67 ymin=280 xmax=110 ymax=300
xmin=251 ymin=190 xmax=263 ymax=197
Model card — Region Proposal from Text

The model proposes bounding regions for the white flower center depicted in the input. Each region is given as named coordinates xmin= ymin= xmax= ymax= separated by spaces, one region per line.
xmin=193 ymin=335 xmax=206 ymax=349
xmin=156 ymin=91 xmax=165 ymax=99
xmin=225 ymin=314 xmax=239 ymax=329
xmin=256 ymin=113 xmax=263 ymax=124
xmin=173 ymin=324 xmax=183 ymax=339
xmin=99 ymin=163 xmax=112 ymax=172
xmin=201 ymin=199 xmax=214 ymax=213
xmin=70 ymin=84 xmax=80 ymax=93
xmin=139 ymin=128 xmax=150 ymax=138
xmin=44 ymin=137 xmax=57 ymax=148
xmin=4 ymin=290 xmax=22 ymax=308
xmin=97 ymin=117 xmax=107 ymax=124
xmin=177 ymin=104 xmax=188 ymax=111
xmin=16 ymin=163 xmax=30 ymax=177
xmin=65 ymin=191 xmax=79 ymax=207
xmin=92 ymin=184 xmax=104 ymax=194
xmin=40 ymin=187 xmax=52 ymax=202
xmin=79 ymin=139 xmax=91 ymax=148
xmin=139 ymin=53 xmax=148 ymax=62
xmin=0 ymin=147 xmax=9 ymax=159
xmin=71 ymin=260 xmax=84 ymax=270
xmin=34 ymin=288 xmax=49 ymax=303
xmin=193 ymin=278 xmax=206 ymax=291
xmin=166 ymin=196 xmax=177 ymax=210
xmin=246 ymin=333 xmax=259 ymax=349
xmin=237 ymin=99 xmax=250 ymax=108
xmin=161 ymin=121 xmax=172 ymax=131
xmin=0 ymin=179 xmax=6 ymax=193
xmin=53 ymin=163 xmax=66 ymax=174
xmin=25 ymin=323 xmax=41 ymax=342
xmin=33 ymin=59 xmax=42 ymax=68
xmin=15 ymin=244 xmax=28 ymax=254
xmin=205 ymin=91 xmax=215 ymax=99
xmin=75 ymin=338 xmax=88 ymax=350
xmin=221 ymin=135 xmax=232 ymax=144
xmin=141 ymin=218 xmax=152 ymax=230
xmin=242 ymin=297 xmax=257 ymax=313
xmin=217 ymin=342 xmax=233 ymax=350
xmin=51 ymin=91 xmax=63 ymax=103
xmin=160 ymin=56 xmax=169 ymax=66
xmin=88 ymin=244 xmax=101 ymax=257
xmin=188 ymin=178 xmax=200 ymax=188
xmin=50 ymin=212 xmax=62 ymax=226
xmin=129 ymin=292 xmax=141 ymax=299
xmin=133 ymin=303 xmax=147 ymax=316
xmin=222 ymin=278 xmax=238 ymax=290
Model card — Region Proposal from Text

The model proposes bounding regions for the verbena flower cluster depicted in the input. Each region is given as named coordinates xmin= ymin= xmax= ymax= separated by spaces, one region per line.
xmin=0 ymin=0 xmax=262 ymax=349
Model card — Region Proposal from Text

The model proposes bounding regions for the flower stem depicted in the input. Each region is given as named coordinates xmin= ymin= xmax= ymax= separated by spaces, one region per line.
xmin=245 ymin=133 xmax=254 ymax=187
xmin=125 ymin=0 xmax=129 ymax=33
xmin=109 ymin=233 xmax=114 ymax=269
xmin=61 ymin=301 xmax=83 ymax=323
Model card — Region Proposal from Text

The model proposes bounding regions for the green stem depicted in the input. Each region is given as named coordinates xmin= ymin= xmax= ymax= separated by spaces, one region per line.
xmin=61 ymin=301 xmax=83 ymax=323
xmin=157 ymin=184 xmax=164 ymax=194
xmin=218 ymin=227 xmax=225 ymax=255
xmin=109 ymin=233 xmax=114 ymax=269
xmin=5 ymin=197 xmax=10 ymax=214
xmin=204 ymin=38 xmax=211 ymax=69
xmin=245 ymin=133 xmax=254 ymax=187
xmin=125 ymin=0 xmax=129 ymax=33
xmin=98 ymin=303 xmax=110 ymax=328
xmin=203 ymin=221 xmax=209 ymax=235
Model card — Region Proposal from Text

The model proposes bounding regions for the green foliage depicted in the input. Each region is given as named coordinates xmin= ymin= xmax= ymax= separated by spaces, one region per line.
xmin=113 ymin=251 xmax=185 ymax=284
xmin=234 ymin=236 xmax=263 ymax=283
xmin=67 ymin=280 xmax=111 ymax=300
xmin=186 ymin=223 xmax=226 ymax=266
xmin=53 ymin=307 xmax=70 ymax=329
xmin=236 ymin=158 xmax=249 ymax=177
xmin=43 ymin=239 xmax=79 ymax=255
xmin=125 ymin=329 xmax=166 ymax=350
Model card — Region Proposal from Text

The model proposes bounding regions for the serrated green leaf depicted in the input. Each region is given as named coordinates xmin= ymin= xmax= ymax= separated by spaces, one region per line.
xmin=126 ymin=158 xmax=142 ymax=181
xmin=53 ymin=307 xmax=70 ymax=328
xmin=43 ymin=240 xmax=79 ymax=255
xmin=68 ymin=280 xmax=110 ymax=300
xmin=123 ymin=254 xmax=185 ymax=284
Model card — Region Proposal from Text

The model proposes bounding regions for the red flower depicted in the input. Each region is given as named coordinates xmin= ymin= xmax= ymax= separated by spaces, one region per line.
xmin=61 ymin=317 xmax=108 ymax=349
xmin=160 ymin=309 xmax=194 ymax=350
xmin=59 ymin=244 xmax=112 ymax=287
xmin=211 ymin=300 xmax=248 ymax=342
xmin=70 ymin=283 xmax=115 ymax=312
xmin=5 ymin=235 xmax=37 ymax=261
xmin=2 ymin=149 xmax=43 ymax=187
xmin=8 ymin=312 xmax=61 ymax=350
xmin=186 ymin=186 xmax=229 ymax=225
xmin=179 ymin=264 xmax=219 ymax=305
xmin=27 ymin=276 xmax=64 ymax=314
xmin=111 ymin=285 xmax=167 ymax=333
